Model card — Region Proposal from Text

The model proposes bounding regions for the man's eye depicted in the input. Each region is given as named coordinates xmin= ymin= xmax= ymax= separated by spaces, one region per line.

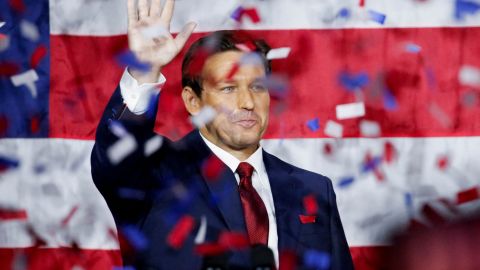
xmin=221 ymin=86 xmax=235 ymax=93
xmin=251 ymin=84 xmax=267 ymax=92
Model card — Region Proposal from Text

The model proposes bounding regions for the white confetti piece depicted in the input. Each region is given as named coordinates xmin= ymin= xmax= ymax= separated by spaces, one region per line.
xmin=107 ymin=135 xmax=137 ymax=165
xmin=459 ymin=65 xmax=480 ymax=87
xmin=324 ymin=120 xmax=343 ymax=138
xmin=266 ymin=47 xmax=291 ymax=60
xmin=0 ymin=21 xmax=5 ymax=28
xmin=336 ymin=102 xmax=365 ymax=120
xmin=144 ymin=135 xmax=164 ymax=156
xmin=240 ymin=52 xmax=263 ymax=66
xmin=11 ymin=69 xmax=39 ymax=98
xmin=109 ymin=121 xmax=128 ymax=137
xmin=191 ymin=106 xmax=217 ymax=128
xmin=20 ymin=20 xmax=40 ymax=42
xmin=360 ymin=120 xmax=381 ymax=137
xmin=194 ymin=215 xmax=207 ymax=244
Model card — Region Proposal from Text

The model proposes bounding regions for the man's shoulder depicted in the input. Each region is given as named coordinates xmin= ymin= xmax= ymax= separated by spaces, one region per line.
xmin=263 ymin=150 xmax=333 ymax=187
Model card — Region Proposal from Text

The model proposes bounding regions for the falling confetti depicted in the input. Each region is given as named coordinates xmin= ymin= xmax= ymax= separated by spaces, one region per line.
xmin=336 ymin=102 xmax=366 ymax=120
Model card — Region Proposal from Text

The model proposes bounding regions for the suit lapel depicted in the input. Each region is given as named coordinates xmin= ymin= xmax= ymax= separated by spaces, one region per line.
xmin=183 ymin=130 xmax=247 ymax=233
xmin=263 ymin=150 xmax=302 ymax=253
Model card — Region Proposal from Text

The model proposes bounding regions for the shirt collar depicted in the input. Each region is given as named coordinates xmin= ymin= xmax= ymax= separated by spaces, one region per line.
xmin=199 ymin=131 xmax=264 ymax=175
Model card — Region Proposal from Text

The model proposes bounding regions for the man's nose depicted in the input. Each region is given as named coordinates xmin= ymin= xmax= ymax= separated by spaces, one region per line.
xmin=237 ymin=87 xmax=255 ymax=110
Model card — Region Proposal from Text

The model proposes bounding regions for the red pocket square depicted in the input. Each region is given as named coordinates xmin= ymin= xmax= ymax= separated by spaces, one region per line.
xmin=299 ymin=214 xmax=317 ymax=224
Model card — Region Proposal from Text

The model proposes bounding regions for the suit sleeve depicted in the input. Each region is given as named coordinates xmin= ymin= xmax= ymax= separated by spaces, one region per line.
xmin=90 ymin=85 xmax=171 ymax=226
xmin=327 ymin=179 xmax=354 ymax=270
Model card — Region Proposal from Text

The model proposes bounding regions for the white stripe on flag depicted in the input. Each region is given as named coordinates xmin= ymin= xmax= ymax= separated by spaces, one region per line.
xmin=49 ymin=0 xmax=480 ymax=36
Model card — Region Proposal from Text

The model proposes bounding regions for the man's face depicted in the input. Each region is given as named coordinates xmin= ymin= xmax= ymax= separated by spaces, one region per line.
xmin=197 ymin=50 xmax=270 ymax=151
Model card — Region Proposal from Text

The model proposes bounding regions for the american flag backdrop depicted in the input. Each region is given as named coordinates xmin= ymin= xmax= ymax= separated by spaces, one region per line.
xmin=1 ymin=0 xmax=480 ymax=269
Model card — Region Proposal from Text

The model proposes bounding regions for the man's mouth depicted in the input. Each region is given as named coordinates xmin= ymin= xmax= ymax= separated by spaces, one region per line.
xmin=235 ymin=119 xmax=257 ymax=128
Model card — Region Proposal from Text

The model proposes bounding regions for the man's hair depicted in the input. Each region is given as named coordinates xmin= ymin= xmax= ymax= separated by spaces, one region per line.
xmin=181 ymin=30 xmax=272 ymax=98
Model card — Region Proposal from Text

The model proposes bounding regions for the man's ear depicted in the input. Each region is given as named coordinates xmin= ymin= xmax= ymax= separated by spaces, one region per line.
xmin=182 ymin=86 xmax=202 ymax=115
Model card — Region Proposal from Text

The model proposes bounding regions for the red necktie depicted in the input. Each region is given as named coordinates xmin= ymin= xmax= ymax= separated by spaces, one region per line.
xmin=236 ymin=162 xmax=269 ymax=245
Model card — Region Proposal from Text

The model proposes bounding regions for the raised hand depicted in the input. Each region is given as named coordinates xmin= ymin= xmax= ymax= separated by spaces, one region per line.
xmin=127 ymin=0 xmax=197 ymax=83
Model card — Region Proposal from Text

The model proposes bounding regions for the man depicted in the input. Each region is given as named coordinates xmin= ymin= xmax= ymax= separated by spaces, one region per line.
xmin=91 ymin=0 xmax=353 ymax=269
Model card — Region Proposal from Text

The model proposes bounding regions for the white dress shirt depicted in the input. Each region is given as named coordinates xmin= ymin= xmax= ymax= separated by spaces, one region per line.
xmin=119 ymin=69 xmax=279 ymax=267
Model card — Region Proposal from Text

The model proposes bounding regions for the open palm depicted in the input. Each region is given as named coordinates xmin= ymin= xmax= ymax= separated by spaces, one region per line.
xmin=128 ymin=0 xmax=196 ymax=70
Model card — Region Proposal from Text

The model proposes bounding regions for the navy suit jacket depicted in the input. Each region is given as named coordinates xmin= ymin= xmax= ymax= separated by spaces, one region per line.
xmin=91 ymin=87 xmax=354 ymax=269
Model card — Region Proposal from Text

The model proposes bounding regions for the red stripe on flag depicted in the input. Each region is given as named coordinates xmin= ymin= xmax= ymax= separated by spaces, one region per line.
xmin=0 ymin=248 xmax=122 ymax=270
xmin=50 ymin=27 xmax=480 ymax=140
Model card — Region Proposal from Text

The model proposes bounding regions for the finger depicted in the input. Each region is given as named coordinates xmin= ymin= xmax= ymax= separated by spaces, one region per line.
xmin=138 ymin=0 xmax=149 ymax=18
xmin=160 ymin=0 xmax=175 ymax=26
xmin=174 ymin=22 xmax=197 ymax=51
xmin=127 ymin=0 xmax=137 ymax=26
xmin=150 ymin=0 xmax=163 ymax=17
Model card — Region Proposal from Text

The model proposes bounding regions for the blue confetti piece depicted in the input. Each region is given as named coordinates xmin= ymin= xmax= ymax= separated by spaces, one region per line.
xmin=304 ymin=250 xmax=331 ymax=270
xmin=307 ymin=118 xmax=320 ymax=132
xmin=405 ymin=192 xmax=414 ymax=217
xmin=338 ymin=177 xmax=355 ymax=188
xmin=120 ymin=225 xmax=149 ymax=251
xmin=0 ymin=156 xmax=20 ymax=172
xmin=368 ymin=10 xmax=387 ymax=25
xmin=338 ymin=8 xmax=351 ymax=18
xmin=383 ymin=88 xmax=398 ymax=111
xmin=405 ymin=43 xmax=421 ymax=53
xmin=339 ymin=71 xmax=369 ymax=92
xmin=361 ymin=156 xmax=382 ymax=173
xmin=116 ymin=50 xmax=151 ymax=72
xmin=455 ymin=0 xmax=480 ymax=20
xmin=231 ymin=6 xmax=244 ymax=21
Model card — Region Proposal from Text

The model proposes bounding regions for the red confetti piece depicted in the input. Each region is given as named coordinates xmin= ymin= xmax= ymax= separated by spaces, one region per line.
xmin=0 ymin=33 xmax=6 ymax=40
xmin=9 ymin=0 xmax=26 ymax=13
xmin=299 ymin=214 xmax=316 ymax=224
xmin=374 ymin=169 xmax=385 ymax=182
xmin=437 ymin=155 xmax=449 ymax=170
xmin=242 ymin=8 xmax=261 ymax=24
xmin=225 ymin=63 xmax=240 ymax=80
xmin=456 ymin=186 xmax=480 ymax=204
xmin=218 ymin=232 xmax=249 ymax=250
xmin=359 ymin=0 xmax=365 ymax=7
xmin=383 ymin=141 xmax=396 ymax=163
xmin=194 ymin=243 xmax=227 ymax=256
xmin=0 ymin=208 xmax=27 ymax=220
xmin=303 ymin=195 xmax=318 ymax=215
xmin=323 ymin=143 xmax=333 ymax=155
xmin=167 ymin=215 xmax=195 ymax=249
xmin=279 ymin=250 xmax=298 ymax=270
xmin=61 ymin=205 xmax=79 ymax=227
xmin=202 ymin=155 xmax=225 ymax=181
xmin=30 ymin=115 xmax=40 ymax=134
xmin=30 ymin=45 xmax=47 ymax=69
xmin=0 ymin=115 xmax=8 ymax=136
xmin=421 ymin=203 xmax=446 ymax=225
xmin=0 ymin=62 xmax=20 ymax=76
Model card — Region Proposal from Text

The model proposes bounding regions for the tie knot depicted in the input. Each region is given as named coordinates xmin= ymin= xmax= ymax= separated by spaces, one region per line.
xmin=236 ymin=162 xmax=254 ymax=179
